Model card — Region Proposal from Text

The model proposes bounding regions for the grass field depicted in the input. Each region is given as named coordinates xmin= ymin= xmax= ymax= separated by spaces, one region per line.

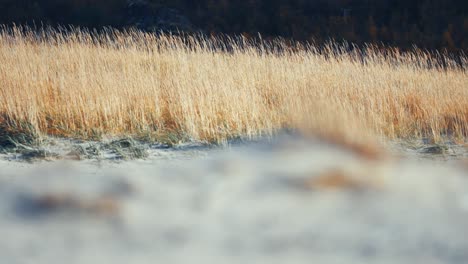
xmin=0 ymin=27 xmax=467 ymax=147
xmin=1 ymin=27 xmax=467 ymax=264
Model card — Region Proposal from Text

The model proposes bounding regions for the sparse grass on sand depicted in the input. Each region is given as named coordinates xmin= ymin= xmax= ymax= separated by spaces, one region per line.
xmin=0 ymin=26 xmax=467 ymax=147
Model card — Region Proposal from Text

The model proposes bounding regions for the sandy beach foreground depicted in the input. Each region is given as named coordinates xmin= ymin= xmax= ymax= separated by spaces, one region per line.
xmin=0 ymin=137 xmax=467 ymax=264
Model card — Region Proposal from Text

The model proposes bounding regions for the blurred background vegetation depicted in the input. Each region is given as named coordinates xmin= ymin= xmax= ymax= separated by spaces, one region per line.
xmin=0 ymin=0 xmax=467 ymax=51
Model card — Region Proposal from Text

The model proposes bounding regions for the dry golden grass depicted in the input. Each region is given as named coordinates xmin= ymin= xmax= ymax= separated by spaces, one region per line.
xmin=0 ymin=27 xmax=467 ymax=145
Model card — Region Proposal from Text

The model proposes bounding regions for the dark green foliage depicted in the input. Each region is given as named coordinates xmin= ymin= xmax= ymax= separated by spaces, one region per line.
xmin=0 ymin=116 xmax=40 ymax=151
xmin=105 ymin=138 xmax=149 ymax=160
xmin=0 ymin=0 xmax=466 ymax=51
xmin=19 ymin=148 xmax=59 ymax=162
xmin=65 ymin=138 xmax=149 ymax=160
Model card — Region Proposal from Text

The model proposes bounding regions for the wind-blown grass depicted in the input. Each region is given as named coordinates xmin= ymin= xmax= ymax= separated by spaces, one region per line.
xmin=0 ymin=27 xmax=467 ymax=146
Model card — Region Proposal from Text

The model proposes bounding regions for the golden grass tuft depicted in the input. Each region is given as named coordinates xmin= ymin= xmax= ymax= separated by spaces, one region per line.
xmin=0 ymin=27 xmax=467 ymax=144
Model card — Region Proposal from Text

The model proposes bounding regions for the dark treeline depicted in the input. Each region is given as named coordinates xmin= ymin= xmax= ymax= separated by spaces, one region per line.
xmin=0 ymin=0 xmax=467 ymax=52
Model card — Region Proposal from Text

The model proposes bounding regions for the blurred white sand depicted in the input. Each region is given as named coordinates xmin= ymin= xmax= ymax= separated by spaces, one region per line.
xmin=0 ymin=137 xmax=467 ymax=264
